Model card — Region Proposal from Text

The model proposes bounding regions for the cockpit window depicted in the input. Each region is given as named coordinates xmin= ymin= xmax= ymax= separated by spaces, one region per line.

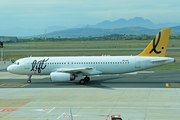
xmin=13 ymin=61 xmax=20 ymax=65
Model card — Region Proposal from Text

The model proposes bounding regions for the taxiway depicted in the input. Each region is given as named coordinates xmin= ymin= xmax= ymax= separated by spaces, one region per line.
xmin=0 ymin=61 xmax=180 ymax=120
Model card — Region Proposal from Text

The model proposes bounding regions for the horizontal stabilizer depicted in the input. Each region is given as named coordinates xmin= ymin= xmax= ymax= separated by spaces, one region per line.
xmin=150 ymin=59 xmax=169 ymax=63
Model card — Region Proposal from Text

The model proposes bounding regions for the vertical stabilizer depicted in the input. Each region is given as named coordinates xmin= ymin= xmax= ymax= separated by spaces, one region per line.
xmin=137 ymin=28 xmax=171 ymax=57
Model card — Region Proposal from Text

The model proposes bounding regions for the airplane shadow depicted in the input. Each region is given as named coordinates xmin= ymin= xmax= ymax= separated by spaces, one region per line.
xmin=27 ymin=75 xmax=180 ymax=89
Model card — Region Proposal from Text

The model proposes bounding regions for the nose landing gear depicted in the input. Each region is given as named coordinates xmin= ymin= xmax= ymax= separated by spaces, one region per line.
xmin=27 ymin=75 xmax=32 ymax=83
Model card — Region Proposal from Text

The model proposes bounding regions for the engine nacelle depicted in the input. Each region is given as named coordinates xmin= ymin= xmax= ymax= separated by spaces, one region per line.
xmin=50 ymin=72 xmax=75 ymax=82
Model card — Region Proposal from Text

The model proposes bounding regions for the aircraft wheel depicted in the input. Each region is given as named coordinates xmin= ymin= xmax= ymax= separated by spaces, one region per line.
xmin=27 ymin=80 xmax=31 ymax=83
xmin=79 ymin=79 xmax=85 ymax=85
xmin=85 ymin=76 xmax=90 ymax=82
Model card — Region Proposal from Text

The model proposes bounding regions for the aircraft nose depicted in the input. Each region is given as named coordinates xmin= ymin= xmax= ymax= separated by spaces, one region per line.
xmin=7 ymin=65 xmax=13 ymax=72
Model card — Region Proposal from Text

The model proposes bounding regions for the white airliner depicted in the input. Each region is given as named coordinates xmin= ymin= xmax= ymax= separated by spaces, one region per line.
xmin=7 ymin=28 xmax=175 ymax=84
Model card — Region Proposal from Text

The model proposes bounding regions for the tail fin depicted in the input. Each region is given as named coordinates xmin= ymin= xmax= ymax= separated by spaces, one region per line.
xmin=137 ymin=28 xmax=171 ymax=57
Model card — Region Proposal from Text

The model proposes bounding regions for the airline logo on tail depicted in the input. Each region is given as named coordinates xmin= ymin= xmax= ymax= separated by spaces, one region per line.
xmin=149 ymin=31 xmax=162 ymax=54
xmin=137 ymin=28 xmax=171 ymax=57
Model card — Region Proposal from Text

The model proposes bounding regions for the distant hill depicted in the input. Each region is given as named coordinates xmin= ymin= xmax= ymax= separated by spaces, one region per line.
xmin=85 ymin=17 xmax=180 ymax=29
xmin=85 ymin=17 xmax=155 ymax=29
xmin=32 ymin=26 xmax=180 ymax=38
xmin=2 ymin=17 xmax=180 ymax=37
xmin=0 ymin=26 xmax=67 ymax=37
xmin=32 ymin=27 xmax=152 ymax=38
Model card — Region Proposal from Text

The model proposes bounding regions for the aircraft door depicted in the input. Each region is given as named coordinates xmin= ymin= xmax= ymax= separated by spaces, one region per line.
xmin=24 ymin=59 xmax=30 ymax=69
xmin=135 ymin=58 xmax=141 ymax=68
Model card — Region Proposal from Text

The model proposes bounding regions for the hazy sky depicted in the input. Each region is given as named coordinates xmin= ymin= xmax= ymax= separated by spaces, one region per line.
xmin=0 ymin=0 xmax=180 ymax=29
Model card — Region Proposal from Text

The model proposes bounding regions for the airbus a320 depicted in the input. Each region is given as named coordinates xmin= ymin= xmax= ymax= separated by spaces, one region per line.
xmin=7 ymin=28 xmax=175 ymax=84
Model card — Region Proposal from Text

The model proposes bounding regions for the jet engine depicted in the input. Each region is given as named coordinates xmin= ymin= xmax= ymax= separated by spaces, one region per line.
xmin=50 ymin=72 xmax=75 ymax=82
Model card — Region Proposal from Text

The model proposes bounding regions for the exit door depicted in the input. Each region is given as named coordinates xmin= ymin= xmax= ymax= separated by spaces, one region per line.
xmin=24 ymin=59 xmax=30 ymax=69
xmin=135 ymin=58 xmax=141 ymax=68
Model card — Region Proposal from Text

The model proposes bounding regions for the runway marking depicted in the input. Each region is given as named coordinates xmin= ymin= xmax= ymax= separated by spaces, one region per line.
xmin=31 ymin=108 xmax=50 ymax=112
xmin=138 ymin=71 xmax=154 ymax=73
xmin=166 ymin=83 xmax=180 ymax=87
xmin=81 ymin=109 xmax=107 ymax=111
xmin=21 ymin=83 xmax=30 ymax=87
xmin=4 ymin=115 xmax=30 ymax=118
xmin=0 ymin=83 xmax=31 ymax=87
xmin=0 ymin=83 xmax=6 ymax=86
xmin=0 ymin=109 xmax=17 ymax=112
xmin=57 ymin=112 xmax=66 ymax=119
xmin=47 ymin=107 xmax=56 ymax=113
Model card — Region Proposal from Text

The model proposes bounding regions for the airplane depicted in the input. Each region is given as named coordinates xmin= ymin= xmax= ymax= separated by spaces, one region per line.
xmin=7 ymin=28 xmax=175 ymax=84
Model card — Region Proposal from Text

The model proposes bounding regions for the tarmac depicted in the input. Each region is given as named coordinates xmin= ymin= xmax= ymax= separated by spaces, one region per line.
xmin=0 ymin=61 xmax=180 ymax=120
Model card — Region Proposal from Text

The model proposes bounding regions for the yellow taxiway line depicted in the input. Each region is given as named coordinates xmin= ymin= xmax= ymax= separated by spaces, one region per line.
xmin=166 ymin=83 xmax=180 ymax=87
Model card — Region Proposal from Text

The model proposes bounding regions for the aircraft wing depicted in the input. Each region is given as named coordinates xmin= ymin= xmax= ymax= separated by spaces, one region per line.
xmin=53 ymin=67 xmax=102 ymax=75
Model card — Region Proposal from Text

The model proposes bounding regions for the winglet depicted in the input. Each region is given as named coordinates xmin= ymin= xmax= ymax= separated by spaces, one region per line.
xmin=137 ymin=28 xmax=171 ymax=57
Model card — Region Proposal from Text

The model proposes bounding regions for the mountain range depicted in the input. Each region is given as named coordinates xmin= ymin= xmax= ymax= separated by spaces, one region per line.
xmin=1 ymin=17 xmax=180 ymax=37
xmin=85 ymin=17 xmax=180 ymax=29
xmin=35 ymin=26 xmax=180 ymax=38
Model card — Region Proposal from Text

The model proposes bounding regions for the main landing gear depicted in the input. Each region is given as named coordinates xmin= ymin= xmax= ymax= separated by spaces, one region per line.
xmin=27 ymin=75 xmax=32 ymax=83
xmin=79 ymin=76 xmax=90 ymax=85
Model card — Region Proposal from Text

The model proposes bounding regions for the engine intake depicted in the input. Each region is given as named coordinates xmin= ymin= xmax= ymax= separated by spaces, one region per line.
xmin=50 ymin=72 xmax=75 ymax=82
